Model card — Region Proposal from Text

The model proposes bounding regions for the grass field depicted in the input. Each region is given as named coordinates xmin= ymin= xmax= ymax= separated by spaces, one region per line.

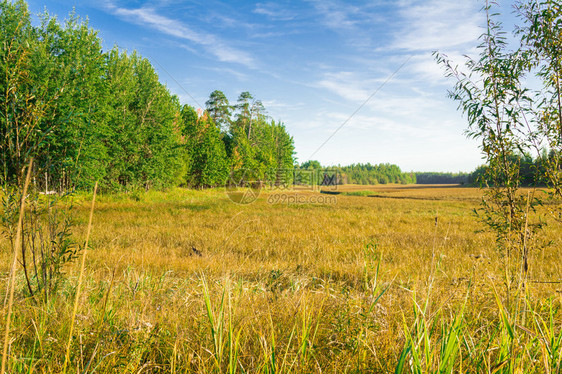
xmin=1 ymin=185 xmax=561 ymax=373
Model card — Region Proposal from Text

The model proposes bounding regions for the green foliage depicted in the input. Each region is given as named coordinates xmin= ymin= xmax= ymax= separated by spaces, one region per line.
xmin=0 ymin=1 xmax=186 ymax=191
xmin=292 ymin=161 xmax=415 ymax=187
xmin=338 ymin=163 xmax=416 ymax=185
xmin=435 ymin=1 xmax=541 ymax=288
xmin=415 ymin=172 xmax=469 ymax=185
xmin=517 ymin=0 xmax=562 ymax=209
xmin=468 ymin=153 xmax=550 ymax=186
xmin=227 ymin=92 xmax=294 ymax=183
xmin=102 ymin=49 xmax=184 ymax=191
xmin=180 ymin=107 xmax=229 ymax=188
xmin=0 ymin=1 xmax=299 ymax=192
xmin=32 ymin=12 xmax=108 ymax=191
xmin=434 ymin=0 xmax=562 ymax=300
xmin=269 ymin=121 xmax=296 ymax=184
xmin=195 ymin=91 xmax=295 ymax=188
xmin=0 ymin=0 xmax=53 ymax=186
xmin=206 ymin=90 xmax=232 ymax=132
xmin=1 ymin=187 xmax=77 ymax=300
xmin=300 ymin=160 xmax=321 ymax=170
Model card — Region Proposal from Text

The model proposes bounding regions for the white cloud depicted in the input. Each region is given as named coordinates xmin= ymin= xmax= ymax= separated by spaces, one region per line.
xmin=306 ymin=0 xmax=382 ymax=49
xmin=98 ymin=0 xmax=485 ymax=171
xmin=308 ymin=0 xmax=359 ymax=31
xmin=393 ymin=0 xmax=482 ymax=51
xmin=261 ymin=99 xmax=305 ymax=110
xmin=320 ymin=112 xmax=437 ymax=138
xmin=316 ymin=72 xmax=371 ymax=102
xmin=106 ymin=3 xmax=255 ymax=68
xmin=407 ymin=51 xmax=475 ymax=85
xmin=315 ymin=69 xmax=445 ymax=115
xmin=254 ymin=3 xmax=296 ymax=21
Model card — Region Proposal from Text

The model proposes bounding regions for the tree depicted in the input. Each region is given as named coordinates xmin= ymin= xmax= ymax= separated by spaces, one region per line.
xmin=269 ymin=121 xmax=295 ymax=186
xmin=180 ymin=105 xmax=228 ymax=188
xmin=435 ymin=1 xmax=541 ymax=292
xmin=205 ymin=90 xmax=231 ymax=131
xmin=234 ymin=91 xmax=253 ymax=136
xmin=33 ymin=12 xmax=108 ymax=191
xmin=0 ymin=0 xmax=60 ymax=186
xmin=517 ymin=0 xmax=562 ymax=208
xmin=301 ymin=160 xmax=321 ymax=170
xmin=100 ymin=50 xmax=184 ymax=190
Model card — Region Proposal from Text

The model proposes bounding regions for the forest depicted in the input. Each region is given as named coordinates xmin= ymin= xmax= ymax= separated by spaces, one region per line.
xmin=335 ymin=163 xmax=415 ymax=185
xmin=0 ymin=0 xmax=295 ymax=191
xmin=414 ymin=172 xmax=469 ymax=185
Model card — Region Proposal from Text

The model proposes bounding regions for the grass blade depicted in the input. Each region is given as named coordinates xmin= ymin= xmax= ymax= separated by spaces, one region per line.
xmin=1 ymin=158 xmax=33 ymax=374
xmin=63 ymin=181 xmax=98 ymax=373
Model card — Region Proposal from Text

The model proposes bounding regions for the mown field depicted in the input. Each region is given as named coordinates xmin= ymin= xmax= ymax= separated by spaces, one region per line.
xmin=1 ymin=185 xmax=561 ymax=373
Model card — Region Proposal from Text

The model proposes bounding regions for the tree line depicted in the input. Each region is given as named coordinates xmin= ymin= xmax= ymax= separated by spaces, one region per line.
xmin=0 ymin=0 xmax=295 ymax=191
xmin=298 ymin=161 xmax=416 ymax=185
xmin=415 ymin=172 xmax=470 ymax=185
xmin=468 ymin=152 xmax=559 ymax=187
xmin=338 ymin=163 xmax=416 ymax=185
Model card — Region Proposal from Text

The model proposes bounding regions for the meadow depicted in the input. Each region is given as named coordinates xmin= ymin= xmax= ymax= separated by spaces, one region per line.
xmin=1 ymin=185 xmax=561 ymax=373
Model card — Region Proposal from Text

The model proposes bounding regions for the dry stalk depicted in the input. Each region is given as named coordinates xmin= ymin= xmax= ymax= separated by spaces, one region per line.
xmin=1 ymin=158 xmax=33 ymax=374
xmin=62 ymin=181 xmax=98 ymax=373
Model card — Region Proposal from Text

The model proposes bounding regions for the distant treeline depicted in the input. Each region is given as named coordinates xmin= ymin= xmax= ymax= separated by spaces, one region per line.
xmin=414 ymin=172 xmax=469 ymax=185
xmin=0 ymin=0 xmax=294 ymax=191
xmin=299 ymin=161 xmax=416 ymax=185
xmin=338 ymin=163 xmax=416 ymax=184
xmin=298 ymin=161 xmax=473 ymax=186
xmin=416 ymin=153 xmax=558 ymax=187
xmin=469 ymin=152 xmax=558 ymax=187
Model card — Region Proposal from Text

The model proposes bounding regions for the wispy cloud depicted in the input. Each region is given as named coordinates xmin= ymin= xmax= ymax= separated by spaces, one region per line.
xmin=262 ymin=99 xmax=305 ymax=110
xmin=308 ymin=0 xmax=360 ymax=31
xmin=406 ymin=51 xmax=475 ymax=85
xmin=106 ymin=3 xmax=255 ymax=68
xmin=314 ymin=111 xmax=438 ymax=138
xmin=307 ymin=0 xmax=398 ymax=51
xmin=93 ymin=0 xmax=484 ymax=171
xmin=316 ymin=72 xmax=371 ymax=102
xmin=314 ymin=70 xmax=440 ymax=112
xmin=393 ymin=0 xmax=482 ymax=51
xmin=253 ymin=2 xmax=297 ymax=21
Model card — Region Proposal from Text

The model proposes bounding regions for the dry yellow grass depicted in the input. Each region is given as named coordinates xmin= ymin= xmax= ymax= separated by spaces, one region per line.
xmin=0 ymin=185 xmax=560 ymax=372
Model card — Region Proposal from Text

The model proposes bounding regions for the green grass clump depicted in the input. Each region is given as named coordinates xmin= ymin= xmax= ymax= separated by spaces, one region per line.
xmin=341 ymin=190 xmax=376 ymax=197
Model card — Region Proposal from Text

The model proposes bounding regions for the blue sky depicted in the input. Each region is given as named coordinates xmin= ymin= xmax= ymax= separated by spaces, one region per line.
xmin=25 ymin=0 xmax=518 ymax=172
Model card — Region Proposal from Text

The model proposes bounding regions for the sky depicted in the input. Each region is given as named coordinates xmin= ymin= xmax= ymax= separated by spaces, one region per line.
xmin=24 ymin=0 xmax=520 ymax=172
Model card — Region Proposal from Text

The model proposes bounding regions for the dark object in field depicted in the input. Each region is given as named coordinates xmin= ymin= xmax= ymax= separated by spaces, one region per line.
xmin=320 ymin=190 xmax=341 ymax=195
xmin=191 ymin=246 xmax=202 ymax=257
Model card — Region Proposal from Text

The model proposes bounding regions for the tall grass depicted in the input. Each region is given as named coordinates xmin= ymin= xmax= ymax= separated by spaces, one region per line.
xmin=1 ymin=159 xmax=32 ymax=374
xmin=63 ymin=181 xmax=97 ymax=373
xmin=0 ymin=187 xmax=560 ymax=372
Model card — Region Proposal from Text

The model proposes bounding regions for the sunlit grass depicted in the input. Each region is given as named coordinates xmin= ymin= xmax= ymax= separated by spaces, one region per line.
xmin=0 ymin=186 xmax=560 ymax=372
